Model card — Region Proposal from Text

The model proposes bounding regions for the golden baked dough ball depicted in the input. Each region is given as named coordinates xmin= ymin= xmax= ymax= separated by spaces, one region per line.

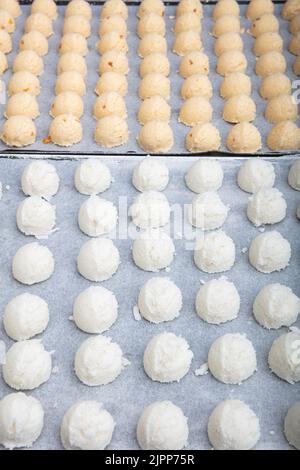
xmin=8 ymin=71 xmax=40 ymax=96
xmin=137 ymin=13 xmax=166 ymax=38
xmin=137 ymin=0 xmax=164 ymax=18
xmin=94 ymin=115 xmax=128 ymax=147
xmin=293 ymin=55 xmax=300 ymax=75
xmin=138 ymin=121 xmax=174 ymax=152
xmin=213 ymin=0 xmax=240 ymax=19
xmin=96 ymin=31 xmax=128 ymax=55
xmin=1 ymin=115 xmax=36 ymax=147
xmin=19 ymin=31 xmax=48 ymax=56
xmin=49 ymin=114 xmax=83 ymax=147
xmin=289 ymin=31 xmax=300 ymax=55
xmin=65 ymin=0 xmax=92 ymax=20
xmin=24 ymin=13 xmax=53 ymax=37
xmin=173 ymin=30 xmax=202 ymax=56
xmin=98 ymin=50 xmax=129 ymax=75
xmin=181 ymin=74 xmax=213 ymax=100
xmin=173 ymin=12 xmax=201 ymax=33
xmin=255 ymin=51 xmax=286 ymax=77
xmin=140 ymin=52 xmax=170 ymax=77
xmin=57 ymin=52 xmax=87 ymax=76
xmin=253 ymin=32 xmax=283 ymax=56
xmin=0 ymin=0 xmax=21 ymax=17
xmin=63 ymin=15 xmax=91 ymax=38
xmin=179 ymin=96 xmax=213 ymax=126
xmin=98 ymin=15 xmax=127 ymax=36
xmin=13 ymin=51 xmax=44 ymax=76
xmin=259 ymin=73 xmax=292 ymax=100
xmin=31 ymin=0 xmax=57 ymax=19
xmin=176 ymin=0 xmax=203 ymax=18
xmin=220 ymin=72 xmax=251 ymax=99
xmin=247 ymin=0 xmax=274 ymax=20
xmin=138 ymin=73 xmax=170 ymax=100
xmin=95 ymin=72 xmax=128 ymax=97
xmin=0 ymin=49 xmax=7 ymax=74
xmin=0 ymin=8 xmax=14 ymax=32
xmin=50 ymin=92 xmax=84 ymax=119
xmin=223 ymin=94 xmax=256 ymax=123
xmin=250 ymin=14 xmax=279 ymax=38
xmin=59 ymin=33 xmax=88 ymax=56
xmin=289 ymin=13 xmax=300 ymax=34
xmin=179 ymin=51 xmax=209 ymax=78
xmin=185 ymin=123 xmax=221 ymax=152
xmin=265 ymin=94 xmax=298 ymax=123
xmin=267 ymin=121 xmax=300 ymax=150
xmin=138 ymin=96 xmax=171 ymax=124
xmin=212 ymin=15 xmax=240 ymax=37
xmin=5 ymin=93 xmax=39 ymax=119
xmin=93 ymin=92 xmax=127 ymax=120
xmin=216 ymin=50 xmax=247 ymax=76
xmin=0 ymin=29 xmax=11 ymax=53
xmin=138 ymin=33 xmax=167 ymax=57
xmin=214 ymin=32 xmax=243 ymax=57
xmin=226 ymin=122 xmax=262 ymax=153
xmin=282 ymin=0 xmax=300 ymax=20
xmin=55 ymin=71 xmax=86 ymax=96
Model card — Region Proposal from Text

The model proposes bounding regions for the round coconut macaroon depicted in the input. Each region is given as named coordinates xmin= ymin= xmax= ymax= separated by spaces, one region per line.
xmin=137 ymin=13 xmax=166 ymax=38
xmin=216 ymin=50 xmax=247 ymax=76
xmin=247 ymin=188 xmax=287 ymax=227
xmin=12 ymin=242 xmax=54 ymax=285
xmin=129 ymin=190 xmax=170 ymax=229
xmin=250 ymin=13 xmax=279 ymax=38
xmin=63 ymin=14 xmax=91 ymax=39
xmin=12 ymin=50 xmax=44 ymax=76
xmin=57 ymin=52 xmax=87 ymax=76
xmin=255 ymin=51 xmax=286 ymax=77
xmin=5 ymin=93 xmax=39 ymax=119
xmin=176 ymin=0 xmax=203 ymax=18
xmin=188 ymin=192 xmax=228 ymax=230
xmin=21 ymin=161 xmax=59 ymax=199
xmin=259 ymin=73 xmax=292 ymax=100
xmin=16 ymin=195 xmax=56 ymax=237
xmin=55 ymin=70 xmax=86 ymax=96
xmin=138 ymin=33 xmax=167 ymax=57
xmin=74 ymin=159 xmax=112 ymax=195
xmin=102 ymin=0 xmax=128 ymax=18
xmin=138 ymin=121 xmax=174 ymax=153
xmin=138 ymin=96 xmax=171 ymax=124
xmin=237 ymin=159 xmax=275 ymax=193
xmin=214 ymin=32 xmax=243 ymax=57
xmin=1 ymin=115 xmax=36 ymax=147
xmin=0 ymin=29 xmax=12 ymax=54
xmin=220 ymin=73 xmax=251 ymax=99
xmin=268 ymin=331 xmax=300 ymax=384
xmin=78 ymin=195 xmax=118 ymax=237
xmin=31 ymin=0 xmax=57 ymax=19
xmin=179 ymin=97 xmax=213 ymax=126
xmin=97 ymin=31 xmax=128 ymax=55
xmin=94 ymin=115 xmax=128 ymax=148
xmin=19 ymin=30 xmax=48 ymax=57
xmin=288 ymin=159 xmax=300 ymax=190
xmin=289 ymin=31 xmax=300 ymax=55
xmin=49 ymin=114 xmax=83 ymax=147
xmin=50 ymin=92 xmax=84 ymax=119
xmin=77 ymin=238 xmax=120 ymax=282
xmin=282 ymin=0 xmax=300 ymax=20
xmin=248 ymin=231 xmax=291 ymax=274
xmin=98 ymin=50 xmax=129 ymax=75
xmin=253 ymin=32 xmax=283 ymax=57
xmin=0 ymin=0 xmax=21 ymax=17
xmin=138 ymin=277 xmax=182 ymax=323
xmin=226 ymin=122 xmax=262 ymax=154
xmin=194 ymin=230 xmax=235 ymax=274
xmin=59 ymin=32 xmax=88 ymax=56
xmin=173 ymin=30 xmax=202 ymax=56
xmin=132 ymin=156 xmax=169 ymax=192
xmin=98 ymin=14 xmax=127 ymax=36
xmin=265 ymin=94 xmax=298 ymax=124
xmin=284 ymin=402 xmax=300 ymax=450
xmin=138 ymin=73 xmax=170 ymax=100
xmin=139 ymin=52 xmax=170 ymax=77
xmin=185 ymin=123 xmax=221 ymax=153
xmin=0 ymin=8 xmax=15 ymax=32
xmin=132 ymin=228 xmax=175 ymax=272
xmin=65 ymin=0 xmax=92 ymax=20
xmin=179 ymin=51 xmax=209 ymax=78
xmin=24 ymin=12 xmax=53 ymax=37
xmin=222 ymin=94 xmax=256 ymax=123
xmin=213 ymin=0 xmax=240 ymax=19
xmin=137 ymin=0 xmax=164 ymax=18
xmin=185 ymin=158 xmax=223 ymax=193
xmin=181 ymin=74 xmax=213 ymax=100
xmin=93 ymin=92 xmax=127 ymax=120
xmin=174 ymin=11 xmax=201 ymax=33
xmin=95 ymin=72 xmax=128 ymax=97
xmin=212 ymin=14 xmax=240 ymax=38
xmin=247 ymin=0 xmax=274 ymax=19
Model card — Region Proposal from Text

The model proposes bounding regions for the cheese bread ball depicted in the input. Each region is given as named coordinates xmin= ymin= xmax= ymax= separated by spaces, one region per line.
xmin=0 ymin=0 xmax=21 ymax=17
xmin=250 ymin=14 xmax=279 ymax=38
xmin=129 ymin=191 xmax=170 ymax=229
xmin=98 ymin=50 xmax=129 ymax=75
xmin=173 ymin=30 xmax=202 ymax=56
xmin=0 ymin=50 xmax=7 ymax=73
xmin=293 ymin=55 xmax=300 ymax=75
xmin=19 ymin=31 xmax=48 ymax=57
xmin=138 ymin=96 xmax=171 ymax=124
xmin=98 ymin=14 xmax=127 ymax=36
xmin=65 ymin=0 xmax=92 ymax=20
xmin=249 ymin=231 xmax=291 ymax=273
xmin=179 ymin=51 xmax=209 ymax=78
xmin=5 ymin=93 xmax=39 ymax=119
xmin=95 ymin=72 xmax=128 ymax=96
xmin=253 ymin=32 xmax=283 ymax=57
xmin=139 ymin=73 xmax=170 ymax=99
xmin=247 ymin=0 xmax=274 ymax=19
xmin=216 ymin=50 xmax=247 ymax=76
xmin=284 ymin=402 xmax=300 ymax=450
xmin=188 ymin=192 xmax=228 ymax=230
xmin=13 ymin=51 xmax=43 ymax=76
xmin=194 ymin=230 xmax=235 ymax=273
xmin=132 ymin=228 xmax=175 ymax=272
xmin=78 ymin=195 xmax=118 ymax=237
xmin=21 ymin=161 xmax=59 ymax=199
xmin=97 ymin=31 xmax=128 ymax=55
xmin=75 ymin=159 xmax=112 ymax=195
xmin=132 ymin=157 xmax=169 ymax=192
xmin=55 ymin=71 xmax=86 ymax=96
xmin=282 ymin=0 xmax=300 ymax=19
xmin=289 ymin=160 xmax=300 ymax=190
xmin=176 ymin=0 xmax=203 ymax=17
xmin=265 ymin=94 xmax=298 ymax=123
xmin=138 ymin=277 xmax=182 ymax=323
xmin=94 ymin=115 xmax=128 ymax=147
xmin=185 ymin=158 xmax=223 ymax=193
xmin=186 ymin=123 xmax=221 ymax=152
xmin=0 ymin=29 xmax=12 ymax=53
xmin=255 ymin=51 xmax=286 ymax=77
xmin=214 ymin=32 xmax=243 ymax=57
xmin=137 ymin=13 xmax=166 ymax=38
xmin=77 ymin=238 xmax=120 ymax=282
xmin=289 ymin=32 xmax=300 ymax=55
xmin=138 ymin=33 xmax=167 ymax=57
xmin=213 ymin=0 xmax=239 ymax=19
xmin=31 ymin=0 xmax=57 ymax=19
xmin=57 ymin=52 xmax=87 ymax=76
xmin=0 ymin=8 xmax=15 ymax=32
xmin=50 ymin=92 xmax=84 ymax=119
xmin=220 ymin=72 xmax=251 ymax=99
xmin=223 ymin=94 xmax=256 ymax=123
xmin=213 ymin=15 xmax=240 ymax=38
xmin=137 ymin=0 xmax=164 ymax=18
xmin=59 ymin=33 xmax=88 ymax=56
xmin=17 ymin=195 xmax=55 ymax=237
xmin=49 ymin=114 xmax=83 ymax=146
xmin=259 ymin=73 xmax=292 ymax=100
xmin=101 ymin=0 xmax=127 ymax=18
xmin=63 ymin=15 xmax=91 ymax=38
xmin=24 ymin=13 xmax=53 ymax=37
xmin=1 ymin=116 xmax=36 ymax=147
xmin=174 ymin=12 xmax=201 ymax=33
xmin=247 ymin=188 xmax=287 ymax=226
xmin=12 ymin=242 xmax=54 ymax=285
xmin=93 ymin=92 xmax=126 ymax=120
xmin=226 ymin=122 xmax=262 ymax=153
xmin=238 ymin=159 xmax=275 ymax=193
xmin=267 ymin=121 xmax=300 ymax=151
xmin=138 ymin=121 xmax=174 ymax=152
xmin=179 ymin=96 xmax=212 ymax=126
xmin=290 ymin=13 xmax=300 ymax=34
xmin=181 ymin=74 xmax=212 ymax=100
xmin=140 ymin=52 xmax=170 ymax=77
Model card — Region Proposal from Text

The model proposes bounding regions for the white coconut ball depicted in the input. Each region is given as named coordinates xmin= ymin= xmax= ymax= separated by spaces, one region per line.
xmin=297 ymin=204 xmax=300 ymax=220
xmin=194 ymin=231 xmax=235 ymax=273
xmin=143 ymin=332 xmax=193 ymax=383
xmin=78 ymin=195 xmax=118 ymax=237
xmin=73 ymin=286 xmax=118 ymax=334
xmin=185 ymin=158 xmax=223 ymax=193
xmin=2 ymin=340 xmax=52 ymax=390
xmin=248 ymin=231 xmax=291 ymax=273
xmin=75 ymin=159 xmax=112 ymax=195
xmin=0 ymin=393 xmax=44 ymax=449
xmin=268 ymin=331 xmax=300 ymax=384
xmin=138 ymin=277 xmax=182 ymax=323
xmin=12 ymin=242 xmax=55 ymax=285
xmin=137 ymin=401 xmax=189 ymax=450
xmin=132 ymin=229 xmax=175 ymax=272
xmin=3 ymin=293 xmax=49 ymax=341
xmin=196 ymin=278 xmax=240 ymax=325
xmin=253 ymin=283 xmax=300 ymax=329
xmin=288 ymin=159 xmax=300 ymax=191
xmin=129 ymin=191 xmax=170 ymax=229
xmin=74 ymin=335 xmax=128 ymax=386
xmin=16 ymin=196 xmax=56 ymax=237
xmin=208 ymin=400 xmax=260 ymax=450
xmin=132 ymin=157 xmax=169 ymax=192
xmin=21 ymin=161 xmax=59 ymax=199
xmin=247 ymin=188 xmax=287 ymax=226
xmin=77 ymin=238 xmax=120 ymax=282
xmin=284 ymin=401 xmax=300 ymax=450
xmin=61 ymin=401 xmax=115 ymax=450
xmin=237 ymin=159 xmax=275 ymax=193
xmin=188 ymin=192 xmax=229 ymax=230
xmin=208 ymin=333 xmax=257 ymax=384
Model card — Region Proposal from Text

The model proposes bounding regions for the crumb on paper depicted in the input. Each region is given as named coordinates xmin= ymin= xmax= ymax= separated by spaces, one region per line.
xmin=258 ymin=227 xmax=265 ymax=233
xmin=0 ymin=340 xmax=6 ymax=365
xmin=123 ymin=358 xmax=131 ymax=367
xmin=165 ymin=267 xmax=171 ymax=273
xmin=52 ymin=366 xmax=59 ymax=374
xmin=195 ymin=363 xmax=208 ymax=376
xmin=242 ymin=247 xmax=248 ymax=253
xmin=133 ymin=305 xmax=141 ymax=321
xmin=69 ymin=316 xmax=74 ymax=321
xmin=200 ymin=279 xmax=205 ymax=284
xmin=270 ymin=430 xmax=275 ymax=436
xmin=169 ymin=15 xmax=175 ymax=19
xmin=5 ymin=185 xmax=10 ymax=190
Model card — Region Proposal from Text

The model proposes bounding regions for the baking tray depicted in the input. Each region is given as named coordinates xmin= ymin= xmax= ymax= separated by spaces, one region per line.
xmin=0 ymin=154 xmax=299 ymax=449
xmin=0 ymin=0 xmax=298 ymax=157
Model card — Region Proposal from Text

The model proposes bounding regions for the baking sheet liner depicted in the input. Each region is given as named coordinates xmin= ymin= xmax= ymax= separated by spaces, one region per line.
xmin=0 ymin=1 xmax=299 ymax=156
xmin=0 ymin=154 xmax=299 ymax=450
